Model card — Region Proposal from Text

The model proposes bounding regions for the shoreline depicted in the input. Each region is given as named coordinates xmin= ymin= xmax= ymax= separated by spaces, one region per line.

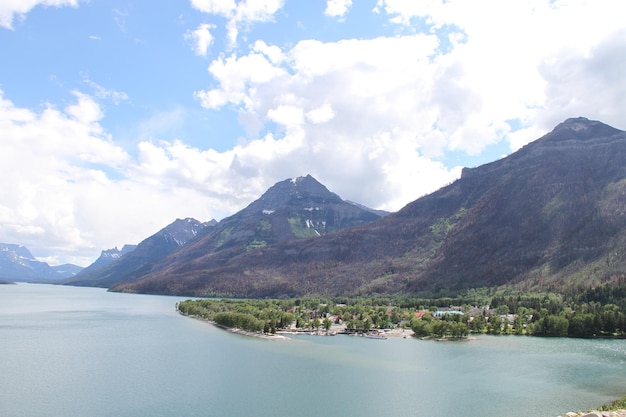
xmin=179 ymin=311 xmax=418 ymax=340
xmin=559 ymin=411 xmax=626 ymax=417
xmin=180 ymin=312 xmax=291 ymax=340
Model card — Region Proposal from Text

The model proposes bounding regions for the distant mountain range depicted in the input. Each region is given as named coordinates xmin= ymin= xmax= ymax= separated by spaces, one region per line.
xmin=0 ymin=244 xmax=81 ymax=282
xmin=109 ymin=117 xmax=626 ymax=298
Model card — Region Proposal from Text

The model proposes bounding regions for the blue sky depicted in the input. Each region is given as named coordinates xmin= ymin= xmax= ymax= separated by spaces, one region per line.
xmin=1 ymin=0 xmax=625 ymax=266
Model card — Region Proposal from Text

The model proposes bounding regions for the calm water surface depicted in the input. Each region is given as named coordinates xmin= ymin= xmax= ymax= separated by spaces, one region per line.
xmin=1 ymin=283 xmax=626 ymax=417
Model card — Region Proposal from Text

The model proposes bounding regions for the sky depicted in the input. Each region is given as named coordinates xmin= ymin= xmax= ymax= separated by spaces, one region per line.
xmin=1 ymin=0 xmax=625 ymax=267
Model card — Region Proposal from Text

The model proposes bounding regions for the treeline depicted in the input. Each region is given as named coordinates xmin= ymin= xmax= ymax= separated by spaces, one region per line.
xmin=178 ymin=299 xmax=297 ymax=333
xmin=487 ymin=291 xmax=626 ymax=337
xmin=177 ymin=288 xmax=626 ymax=338
xmin=411 ymin=313 xmax=469 ymax=339
xmin=408 ymin=306 xmax=625 ymax=338
xmin=411 ymin=291 xmax=626 ymax=338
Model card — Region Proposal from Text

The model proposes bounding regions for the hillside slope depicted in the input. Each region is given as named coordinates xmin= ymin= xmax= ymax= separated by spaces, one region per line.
xmin=109 ymin=175 xmax=384 ymax=294
xmin=65 ymin=218 xmax=214 ymax=288
xmin=114 ymin=118 xmax=626 ymax=297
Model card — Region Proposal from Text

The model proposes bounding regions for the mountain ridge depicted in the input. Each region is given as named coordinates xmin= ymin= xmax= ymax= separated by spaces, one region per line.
xmin=64 ymin=218 xmax=215 ymax=288
xmin=137 ymin=175 xmax=386 ymax=281
xmin=77 ymin=244 xmax=138 ymax=276
xmin=0 ymin=243 xmax=82 ymax=281
xmin=112 ymin=117 xmax=626 ymax=297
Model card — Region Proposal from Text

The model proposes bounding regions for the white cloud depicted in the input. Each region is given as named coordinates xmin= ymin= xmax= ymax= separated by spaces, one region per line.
xmin=537 ymin=28 xmax=626 ymax=133
xmin=251 ymin=40 xmax=283 ymax=64
xmin=306 ymin=104 xmax=334 ymax=124
xmin=65 ymin=91 xmax=104 ymax=125
xmin=372 ymin=0 xmax=626 ymax=150
xmin=193 ymin=34 xmax=462 ymax=210
xmin=195 ymin=51 xmax=286 ymax=109
xmin=190 ymin=0 xmax=626 ymax=213
xmin=190 ymin=0 xmax=285 ymax=45
xmin=189 ymin=0 xmax=236 ymax=16
xmin=0 ymin=90 xmax=224 ymax=266
xmin=267 ymin=105 xmax=304 ymax=128
xmin=185 ymin=23 xmax=216 ymax=56
xmin=0 ymin=90 xmax=126 ymax=264
xmin=0 ymin=0 xmax=79 ymax=29
xmin=128 ymin=132 xmax=305 ymax=215
xmin=325 ymin=0 xmax=352 ymax=19
xmin=0 ymin=86 xmax=333 ymax=265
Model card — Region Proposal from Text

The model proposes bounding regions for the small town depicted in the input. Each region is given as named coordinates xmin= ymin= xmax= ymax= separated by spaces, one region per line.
xmin=177 ymin=291 xmax=626 ymax=340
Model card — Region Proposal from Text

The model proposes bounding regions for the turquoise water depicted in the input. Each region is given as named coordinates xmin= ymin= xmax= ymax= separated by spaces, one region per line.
xmin=1 ymin=283 xmax=626 ymax=417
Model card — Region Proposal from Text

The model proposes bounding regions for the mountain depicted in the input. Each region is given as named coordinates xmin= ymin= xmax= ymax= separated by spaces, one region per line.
xmin=64 ymin=218 xmax=215 ymax=288
xmin=112 ymin=118 xmax=626 ymax=298
xmin=77 ymin=244 xmax=138 ymax=276
xmin=52 ymin=264 xmax=84 ymax=279
xmin=0 ymin=243 xmax=82 ymax=282
xmin=211 ymin=174 xmax=383 ymax=241
xmin=106 ymin=175 xmax=384 ymax=294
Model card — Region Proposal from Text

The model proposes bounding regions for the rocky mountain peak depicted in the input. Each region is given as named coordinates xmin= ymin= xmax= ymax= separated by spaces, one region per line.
xmin=0 ymin=243 xmax=61 ymax=281
xmin=157 ymin=218 xmax=213 ymax=247
xmin=0 ymin=243 xmax=33 ymax=260
xmin=101 ymin=245 xmax=136 ymax=259
xmin=64 ymin=217 xmax=214 ymax=288
xmin=544 ymin=117 xmax=622 ymax=142
xmin=253 ymin=174 xmax=341 ymax=211
xmin=460 ymin=117 xmax=624 ymax=184
xmin=208 ymin=174 xmax=382 ymax=247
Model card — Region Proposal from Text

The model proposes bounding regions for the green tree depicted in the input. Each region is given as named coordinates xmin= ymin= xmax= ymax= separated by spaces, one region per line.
xmin=450 ymin=322 xmax=469 ymax=338
xmin=312 ymin=318 xmax=321 ymax=330
xmin=432 ymin=320 xmax=449 ymax=338
xmin=568 ymin=313 xmax=595 ymax=337
xmin=363 ymin=317 xmax=372 ymax=331
xmin=496 ymin=305 xmax=510 ymax=315
xmin=470 ymin=314 xmax=486 ymax=333
xmin=322 ymin=317 xmax=332 ymax=331
xmin=280 ymin=313 xmax=295 ymax=329
xmin=487 ymin=315 xmax=502 ymax=335
xmin=530 ymin=315 xmax=569 ymax=337
xmin=410 ymin=318 xmax=433 ymax=337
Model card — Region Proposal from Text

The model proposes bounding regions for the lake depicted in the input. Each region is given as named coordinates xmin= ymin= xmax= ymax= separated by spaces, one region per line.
xmin=1 ymin=283 xmax=625 ymax=417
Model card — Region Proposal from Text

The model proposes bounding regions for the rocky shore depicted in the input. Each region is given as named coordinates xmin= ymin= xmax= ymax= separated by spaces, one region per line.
xmin=559 ymin=410 xmax=626 ymax=417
